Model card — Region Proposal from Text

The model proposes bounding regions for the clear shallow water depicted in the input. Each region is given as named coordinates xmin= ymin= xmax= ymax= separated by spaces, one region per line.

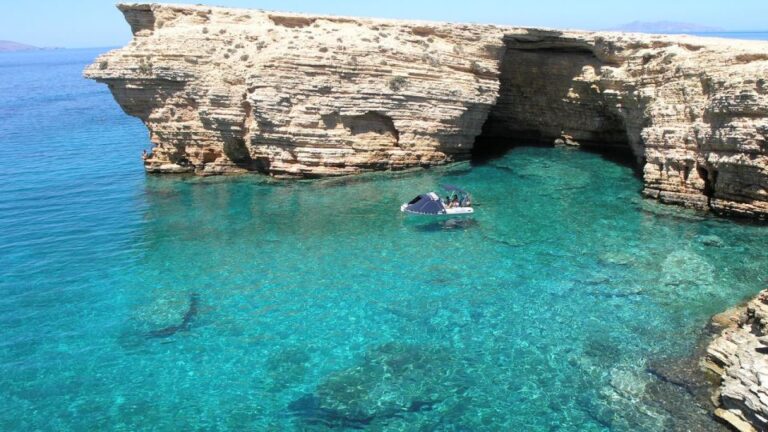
xmin=2 ymin=49 xmax=768 ymax=431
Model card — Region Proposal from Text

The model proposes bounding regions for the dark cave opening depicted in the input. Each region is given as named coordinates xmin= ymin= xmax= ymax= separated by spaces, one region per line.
xmin=470 ymin=132 xmax=640 ymax=175
xmin=471 ymin=35 xmax=638 ymax=173
xmin=696 ymin=165 xmax=718 ymax=206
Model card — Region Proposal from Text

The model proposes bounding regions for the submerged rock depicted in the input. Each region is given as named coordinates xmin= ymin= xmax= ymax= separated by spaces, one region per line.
xmin=576 ymin=360 xmax=726 ymax=431
xmin=598 ymin=251 xmax=637 ymax=267
xmin=659 ymin=250 xmax=717 ymax=303
xmin=133 ymin=292 xmax=196 ymax=331
xmin=696 ymin=234 xmax=726 ymax=248
xmin=289 ymin=342 xmax=471 ymax=429
xmin=264 ymin=346 xmax=311 ymax=391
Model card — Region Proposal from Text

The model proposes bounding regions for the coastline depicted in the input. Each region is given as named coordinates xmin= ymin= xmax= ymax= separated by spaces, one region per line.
xmin=84 ymin=4 xmax=768 ymax=219
xmin=702 ymin=290 xmax=768 ymax=431
xmin=638 ymin=289 xmax=768 ymax=432
xmin=637 ymin=316 xmax=731 ymax=431
xmin=2 ymin=6 xmax=768 ymax=430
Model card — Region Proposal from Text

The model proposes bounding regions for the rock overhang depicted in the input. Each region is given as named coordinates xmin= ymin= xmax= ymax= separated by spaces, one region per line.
xmin=86 ymin=3 xmax=768 ymax=218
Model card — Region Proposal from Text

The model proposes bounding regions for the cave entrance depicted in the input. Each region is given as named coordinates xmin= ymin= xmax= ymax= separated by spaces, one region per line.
xmin=471 ymin=34 xmax=637 ymax=170
xmin=696 ymin=165 xmax=718 ymax=206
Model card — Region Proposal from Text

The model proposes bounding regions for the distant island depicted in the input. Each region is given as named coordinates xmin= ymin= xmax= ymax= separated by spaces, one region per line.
xmin=0 ymin=40 xmax=43 ymax=52
xmin=611 ymin=21 xmax=725 ymax=33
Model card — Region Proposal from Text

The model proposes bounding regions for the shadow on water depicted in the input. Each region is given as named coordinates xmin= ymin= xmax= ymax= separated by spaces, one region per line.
xmin=287 ymin=393 xmax=438 ymax=430
xmin=286 ymin=342 xmax=463 ymax=430
xmin=307 ymin=162 xmax=474 ymax=190
xmin=287 ymin=394 xmax=374 ymax=430
xmin=470 ymin=138 xmax=643 ymax=178
xmin=579 ymin=144 xmax=642 ymax=177
xmin=470 ymin=137 xmax=527 ymax=166
xmin=146 ymin=293 xmax=200 ymax=339
xmin=405 ymin=218 xmax=478 ymax=233
xmin=117 ymin=293 xmax=202 ymax=351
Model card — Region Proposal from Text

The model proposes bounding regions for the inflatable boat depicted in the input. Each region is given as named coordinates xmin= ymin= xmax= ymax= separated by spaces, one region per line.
xmin=400 ymin=185 xmax=474 ymax=216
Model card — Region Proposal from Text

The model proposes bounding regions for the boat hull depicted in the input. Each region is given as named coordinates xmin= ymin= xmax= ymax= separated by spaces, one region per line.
xmin=400 ymin=203 xmax=474 ymax=216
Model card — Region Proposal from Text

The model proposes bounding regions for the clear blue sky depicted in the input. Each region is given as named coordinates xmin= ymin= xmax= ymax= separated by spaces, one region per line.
xmin=3 ymin=0 xmax=767 ymax=48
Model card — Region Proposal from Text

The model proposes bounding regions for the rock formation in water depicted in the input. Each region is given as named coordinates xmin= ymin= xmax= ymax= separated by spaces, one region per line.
xmin=85 ymin=3 xmax=768 ymax=217
xmin=704 ymin=290 xmax=768 ymax=432
xmin=146 ymin=292 xmax=199 ymax=338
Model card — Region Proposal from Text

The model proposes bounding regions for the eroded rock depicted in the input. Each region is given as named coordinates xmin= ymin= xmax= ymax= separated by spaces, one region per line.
xmin=704 ymin=290 xmax=768 ymax=431
xmin=85 ymin=3 xmax=768 ymax=218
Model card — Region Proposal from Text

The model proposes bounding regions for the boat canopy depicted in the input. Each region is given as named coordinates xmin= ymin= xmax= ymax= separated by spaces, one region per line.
xmin=441 ymin=184 xmax=468 ymax=194
xmin=402 ymin=192 xmax=447 ymax=215
xmin=440 ymin=184 xmax=472 ymax=207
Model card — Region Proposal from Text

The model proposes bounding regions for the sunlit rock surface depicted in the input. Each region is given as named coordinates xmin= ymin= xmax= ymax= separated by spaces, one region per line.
xmin=86 ymin=3 xmax=768 ymax=217
xmin=704 ymin=290 xmax=768 ymax=432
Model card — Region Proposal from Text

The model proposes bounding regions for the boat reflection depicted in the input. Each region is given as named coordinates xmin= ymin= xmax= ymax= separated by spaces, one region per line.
xmin=407 ymin=217 xmax=478 ymax=232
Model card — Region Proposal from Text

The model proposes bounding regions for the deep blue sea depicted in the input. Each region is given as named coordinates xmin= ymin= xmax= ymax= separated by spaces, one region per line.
xmin=1 ymin=45 xmax=768 ymax=431
xmin=692 ymin=31 xmax=768 ymax=40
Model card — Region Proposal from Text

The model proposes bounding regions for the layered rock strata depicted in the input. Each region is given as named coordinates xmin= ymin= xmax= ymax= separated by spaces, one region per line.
xmin=85 ymin=3 xmax=768 ymax=217
xmin=704 ymin=290 xmax=768 ymax=432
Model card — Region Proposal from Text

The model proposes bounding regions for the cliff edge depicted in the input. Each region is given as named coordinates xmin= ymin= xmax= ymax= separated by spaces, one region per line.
xmin=85 ymin=3 xmax=768 ymax=218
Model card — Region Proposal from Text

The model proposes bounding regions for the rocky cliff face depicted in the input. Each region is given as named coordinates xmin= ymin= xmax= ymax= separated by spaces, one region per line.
xmin=86 ymin=3 xmax=505 ymax=178
xmin=704 ymin=291 xmax=768 ymax=432
xmin=85 ymin=3 xmax=768 ymax=218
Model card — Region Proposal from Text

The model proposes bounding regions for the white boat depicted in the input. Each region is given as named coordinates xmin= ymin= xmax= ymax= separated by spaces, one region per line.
xmin=400 ymin=185 xmax=474 ymax=216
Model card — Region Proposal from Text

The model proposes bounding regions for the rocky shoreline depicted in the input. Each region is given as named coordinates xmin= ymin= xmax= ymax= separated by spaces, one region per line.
xmin=85 ymin=3 xmax=768 ymax=218
xmin=704 ymin=290 xmax=768 ymax=432
xmin=628 ymin=290 xmax=768 ymax=432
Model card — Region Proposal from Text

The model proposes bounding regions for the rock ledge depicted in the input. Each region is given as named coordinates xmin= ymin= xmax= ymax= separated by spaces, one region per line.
xmin=704 ymin=290 xmax=768 ymax=431
xmin=86 ymin=3 xmax=768 ymax=218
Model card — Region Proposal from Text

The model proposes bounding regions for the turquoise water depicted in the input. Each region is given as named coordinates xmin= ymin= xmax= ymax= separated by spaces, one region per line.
xmin=2 ymin=48 xmax=768 ymax=431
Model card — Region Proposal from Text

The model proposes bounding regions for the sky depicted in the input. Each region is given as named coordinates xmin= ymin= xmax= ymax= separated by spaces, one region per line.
xmin=2 ymin=0 xmax=768 ymax=48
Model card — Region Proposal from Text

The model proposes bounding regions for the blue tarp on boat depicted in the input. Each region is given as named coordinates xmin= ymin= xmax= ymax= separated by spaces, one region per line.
xmin=402 ymin=193 xmax=447 ymax=215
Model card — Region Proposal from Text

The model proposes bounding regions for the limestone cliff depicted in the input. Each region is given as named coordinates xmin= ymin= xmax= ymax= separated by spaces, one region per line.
xmin=85 ymin=3 xmax=768 ymax=218
xmin=704 ymin=291 xmax=768 ymax=432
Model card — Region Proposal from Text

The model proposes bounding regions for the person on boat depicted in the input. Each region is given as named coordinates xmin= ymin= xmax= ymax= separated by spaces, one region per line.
xmin=142 ymin=149 xmax=148 ymax=160
xmin=445 ymin=195 xmax=452 ymax=207
xmin=451 ymin=196 xmax=460 ymax=208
